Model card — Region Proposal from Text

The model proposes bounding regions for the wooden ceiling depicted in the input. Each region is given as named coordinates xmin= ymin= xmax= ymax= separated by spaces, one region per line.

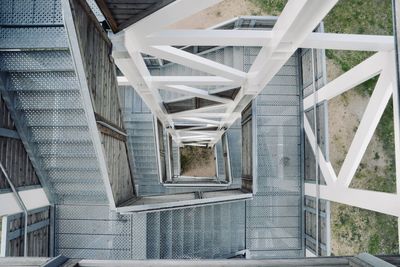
xmin=95 ymin=0 xmax=175 ymax=33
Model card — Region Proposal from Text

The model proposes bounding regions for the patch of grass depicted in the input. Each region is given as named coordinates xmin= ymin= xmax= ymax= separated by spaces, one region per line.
xmin=251 ymin=0 xmax=287 ymax=16
xmin=325 ymin=0 xmax=398 ymax=256
xmin=332 ymin=203 xmax=398 ymax=255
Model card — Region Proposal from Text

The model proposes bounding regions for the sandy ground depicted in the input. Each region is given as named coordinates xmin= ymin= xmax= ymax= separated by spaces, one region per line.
xmin=180 ymin=146 xmax=216 ymax=177
xmin=169 ymin=0 xmax=263 ymax=29
xmin=326 ymin=58 xmax=394 ymax=255
xmin=326 ymin=58 xmax=389 ymax=181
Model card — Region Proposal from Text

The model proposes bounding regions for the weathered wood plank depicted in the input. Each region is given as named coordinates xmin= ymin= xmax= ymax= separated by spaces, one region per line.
xmin=70 ymin=0 xmax=136 ymax=206
xmin=5 ymin=208 xmax=50 ymax=257
xmin=0 ymin=96 xmax=39 ymax=190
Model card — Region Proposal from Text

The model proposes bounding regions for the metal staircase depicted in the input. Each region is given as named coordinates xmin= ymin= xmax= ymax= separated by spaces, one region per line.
xmin=0 ymin=0 xmax=109 ymax=205
xmin=146 ymin=202 xmax=246 ymax=259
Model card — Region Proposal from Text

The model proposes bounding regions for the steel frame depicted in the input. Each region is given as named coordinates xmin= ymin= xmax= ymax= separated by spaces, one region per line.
xmin=109 ymin=0 xmax=399 ymax=218
xmin=112 ymin=0 xmax=394 ymax=147
xmin=112 ymin=0 xmax=362 ymax=146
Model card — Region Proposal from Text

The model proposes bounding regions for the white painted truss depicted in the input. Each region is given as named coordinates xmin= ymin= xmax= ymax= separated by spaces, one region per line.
xmin=111 ymin=0 xmax=395 ymax=147
xmin=109 ymin=0 xmax=400 ymax=218
xmin=304 ymin=49 xmax=400 ymax=218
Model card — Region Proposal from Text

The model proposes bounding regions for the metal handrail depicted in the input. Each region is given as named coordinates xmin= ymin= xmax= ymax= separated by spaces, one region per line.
xmin=0 ymin=162 xmax=28 ymax=257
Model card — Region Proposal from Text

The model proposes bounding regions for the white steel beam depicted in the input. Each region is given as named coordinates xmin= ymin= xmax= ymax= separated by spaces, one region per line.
xmin=172 ymin=117 xmax=221 ymax=125
xmin=150 ymin=76 xmax=239 ymax=87
xmin=171 ymin=112 xmax=228 ymax=119
xmin=160 ymin=85 xmax=233 ymax=104
xmin=303 ymin=114 xmax=337 ymax=185
xmin=210 ymin=0 xmax=338 ymax=145
xmin=125 ymin=0 xmax=222 ymax=36
xmin=305 ymin=183 xmax=400 ymax=217
xmin=249 ymin=0 xmax=338 ymax=83
xmin=337 ymin=65 xmax=394 ymax=187
xmin=143 ymin=45 xmax=246 ymax=81
xmin=302 ymin=33 xmax=394 ymax=52
xmin=169 ymin=103 xmax=227 ymax=117
xmin=145 ymin=30 xmax=394 ymax=52
xmin=113 ymin=52 xmax=179 ymax=141
xmin=145 ymin=29 xmax=274 ymax=46
xmin=303 ymin=51 xmax=390 ymax=110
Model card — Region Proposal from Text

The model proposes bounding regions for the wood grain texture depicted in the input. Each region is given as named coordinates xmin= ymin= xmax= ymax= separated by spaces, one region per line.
xmin=6 ymin=208 xmax=50 ymax=257
xmin=0 ymin=95 xmax=39 ymax=190
xmin=70 ymin=0 xmax=136 ymax=205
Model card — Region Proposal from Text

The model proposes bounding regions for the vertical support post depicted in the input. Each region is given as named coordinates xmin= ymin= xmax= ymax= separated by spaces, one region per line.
xmin=311 ymin=48 xmax=320 ymax=256
xmin=0 ymin=162 xmax=28 ymax=257
xmin=49 ymin=205 xmax=55 ymax=257
xmin=391 ymin=0 xmax=400 ymax=254
xmin=0 ymin=216 xmax=9 ymax=256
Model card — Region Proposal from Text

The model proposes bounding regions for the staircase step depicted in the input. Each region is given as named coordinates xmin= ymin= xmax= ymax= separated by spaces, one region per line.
xmin=29 ymin=126 xmax=90 ymax=143
xmin=14 ymin=91 xmax=83 ymax=110
xmin=35 ymin=142 xmax=95 ymax=155
xmin=0 ymin=26 xmax=68 ymax=49
xmin=0 ymin=50 xmax=74 ymax=72
xmin=20 ymin=109 xmax=87 ymax=127
xmin=41 ymin=157 xmax=99 ymax=169
xmin=8 ymin=71 xmax=79 ymax=92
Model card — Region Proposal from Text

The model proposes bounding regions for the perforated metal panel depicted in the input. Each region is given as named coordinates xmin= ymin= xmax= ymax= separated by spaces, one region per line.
xmin=0 ymin=0 xmax=109 ymax=206
xmin=55 ymin=204 xmax=147 ymax=260
xmin=246 ymin=48 xmax=303 ymax=258
xmin=0 ymin=0 xmax=63 ymax=25
xmin=146 ymin=202 xmax=245 ymax=259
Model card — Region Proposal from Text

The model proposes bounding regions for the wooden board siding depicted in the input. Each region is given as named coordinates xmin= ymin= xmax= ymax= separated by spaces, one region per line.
xmin=95 ymin=0 xmax=175 ymax=33
xmin=5 ymin=207 xmax=50 ymax=257
xmin=241 ymin=103 xmax=253 ymax=193
xmin=69 ymin=0 xmax=136 ymax=205
xmin=0 ymin=95 xmax=39 ymax=190
xmin=101 ymin=133 xmax=134 ymax=206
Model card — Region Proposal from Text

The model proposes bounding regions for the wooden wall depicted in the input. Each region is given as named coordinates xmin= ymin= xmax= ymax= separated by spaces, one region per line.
xmin=69 ymin=0 xmax=136 ymax=206
xmin=241 ymin=103 xmax=253 ymax=192
xmin=4 ymin=207 xmax=50 ymax=257
xmin=0 ymin=95 xmax=39 ymax=190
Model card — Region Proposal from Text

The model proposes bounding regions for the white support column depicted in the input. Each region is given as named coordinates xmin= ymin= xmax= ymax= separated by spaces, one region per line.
xmin=303 ymin=115 xmax=337 ymax=185
xmin=212 ymin=0 xmax=338 ymax=144
xmin=337 ymin=66 xmax=394 ymax=187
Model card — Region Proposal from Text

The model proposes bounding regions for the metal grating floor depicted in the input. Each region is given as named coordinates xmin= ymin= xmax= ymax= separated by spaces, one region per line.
xmin=246 ymin=48 xmax=303 ymax=259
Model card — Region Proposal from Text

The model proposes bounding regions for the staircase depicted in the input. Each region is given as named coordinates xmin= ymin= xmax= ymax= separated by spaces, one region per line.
xmin=146 ymin=201 xmax=246 ymax=259
xmin=0 ymin=0 xmax=109 ymax=204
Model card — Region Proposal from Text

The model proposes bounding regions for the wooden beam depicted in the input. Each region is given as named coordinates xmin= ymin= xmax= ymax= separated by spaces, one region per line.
xmin=118 ymin=0 xmax=175 ymax=31
xmin=0 ymin=127 xmax=19 ymax=139
xmin=94 ymin=0 xmax=119 ymax=32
